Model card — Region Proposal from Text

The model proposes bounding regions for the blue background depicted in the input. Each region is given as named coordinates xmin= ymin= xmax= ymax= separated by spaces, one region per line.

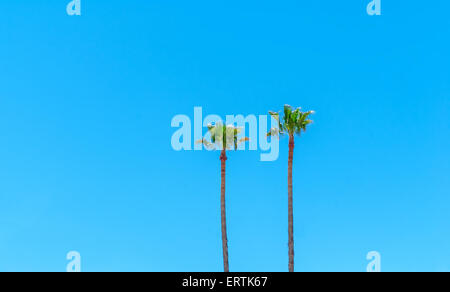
xmin=0 ymin=1 xmax=449 ymax=272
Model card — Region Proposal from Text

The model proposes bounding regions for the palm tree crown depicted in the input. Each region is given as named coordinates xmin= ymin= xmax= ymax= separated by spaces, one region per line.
xmin=198 ymin=123 xmax=249 ymax=151
xmin=268 ymin=105 xmax=314 ymax=137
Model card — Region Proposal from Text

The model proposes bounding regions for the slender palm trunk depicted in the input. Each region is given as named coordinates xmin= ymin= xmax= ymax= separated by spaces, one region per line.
xmin=220 ymin=149 xmax=229 ymax=272
xmin=288 ymin=135 xmax=295 ymax=272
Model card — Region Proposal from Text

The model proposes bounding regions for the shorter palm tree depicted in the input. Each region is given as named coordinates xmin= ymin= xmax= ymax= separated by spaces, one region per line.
xmin=268 ymin=105 xmax=314 ymax=272
xmin=197 ymin=123 xmax=249 ymax=272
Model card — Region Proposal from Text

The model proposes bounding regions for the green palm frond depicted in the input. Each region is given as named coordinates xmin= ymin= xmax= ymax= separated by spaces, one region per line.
xmin=269 ymin=111 xmax=284 ymax=133
xmin=267 ymin=127 xmax=283 ymax=137
xmin=196 ymin=138 xmax=215 ymax=150
xmin=269 ymin=106 xmax=314 ymax=137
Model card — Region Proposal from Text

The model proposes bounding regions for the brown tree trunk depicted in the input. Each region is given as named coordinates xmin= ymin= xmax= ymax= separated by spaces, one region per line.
xmin=220 ymin=149 xmax=229 ymax=272
xmin=288 ymin=135 xmax=295 ymax=272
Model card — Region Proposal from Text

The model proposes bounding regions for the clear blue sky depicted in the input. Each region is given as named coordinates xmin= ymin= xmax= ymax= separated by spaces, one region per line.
xmin=0 ymin=1 xmax=449 ymax=272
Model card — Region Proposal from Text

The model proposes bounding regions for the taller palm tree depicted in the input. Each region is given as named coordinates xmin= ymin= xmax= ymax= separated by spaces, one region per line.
xmin=197 ymin=123 xmax=249 ymax=272
xmin=268 ymin=105 xmax=314 ymax=272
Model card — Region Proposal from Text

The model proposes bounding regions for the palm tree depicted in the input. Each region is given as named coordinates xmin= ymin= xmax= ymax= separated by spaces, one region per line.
xmin=197 ymin=123 xmax=249 ymax=272
xmin=268 ymin=105 xmax=314 ymax=272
